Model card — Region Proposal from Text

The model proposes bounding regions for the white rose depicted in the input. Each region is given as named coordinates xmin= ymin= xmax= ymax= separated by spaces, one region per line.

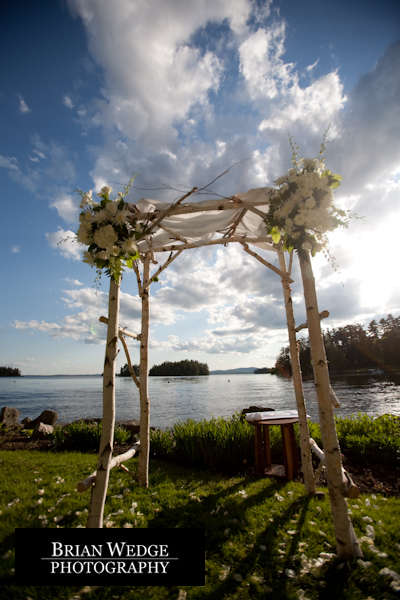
xmin=77 ymin=223 xmax=92 ymax=245
xmin=94 ymin=224 xmax=118 ymax=249
xmin=80 ymin=211 xmax=92 ymax=224
xmin=93 ymin=209 xmax=107 ymax=223
xmin=105 ymin=202 xmax=118 ymax=217
xmin=123 ymin=238 xmax=137 ymax=255
xmin=305 ymin=197 xmax=316 ymax=210
xmin=294 ymin=213 xmax=305 ymax=226
xmin=115 ymin=209 xmax=131 ymax=225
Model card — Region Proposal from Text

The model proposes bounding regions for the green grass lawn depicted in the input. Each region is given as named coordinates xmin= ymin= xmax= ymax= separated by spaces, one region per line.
xmin=0 ymin=450 xmax=399 ymax=600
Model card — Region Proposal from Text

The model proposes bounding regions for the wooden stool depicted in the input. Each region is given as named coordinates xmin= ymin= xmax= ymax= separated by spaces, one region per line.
xmin=249 ymin=414 xmax=300 ymax=480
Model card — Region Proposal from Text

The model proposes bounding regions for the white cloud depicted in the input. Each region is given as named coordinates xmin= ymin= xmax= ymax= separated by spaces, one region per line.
xmin=306 ymin=58 xmax=319 ymax=72
xmin=46 ymin=228 xmax=81 ymax=260
xmin=0 ymin=154 xmax=19 ymax=171
xmin=259 ymin=71 xmax=347 ymax=133
xmin=65 ymin=278 xmax=84 ymax=286
xmin=50 ymin=193 xmax=79 ymax=223
xmin=63 ymin=95 xmax=74 ymax=109
xmin=14 ymin=282 xmax=177 ymax=343
xmin=239 ymin=22 xmax=293 ymax=100
xmin=18 ymin=95 xmax=31 ymax=113
xmin=11 ymin=245 xmax=20 ymax=254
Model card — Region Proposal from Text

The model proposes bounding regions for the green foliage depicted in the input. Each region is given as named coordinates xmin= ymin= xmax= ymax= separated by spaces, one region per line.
xmin=275 ymin=313 xmax=400 ymax=375
xmin=150 ymin=413 xmax=400 ymax=475
xmin=0 ymin=366 xmax=21 ymax=376
xmin=149 ymin=359 xmax=209 ymax=376
xmin=53 ymin=421 xmax=131 ymax=452
xmin=151 ymin=415 xmax=284 ymax=473
xmin=1 ymin=451 xmax=400 ymax=599
xmin=335 ymin=413 xmax=400 ymax=466
xmin=119 ymin=363 xmax=139 ymax=377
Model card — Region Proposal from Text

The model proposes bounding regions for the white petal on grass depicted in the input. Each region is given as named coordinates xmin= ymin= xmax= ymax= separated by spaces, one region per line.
xmin=366 ymin=524 xmax=375 ymax=539
xmin=219 ymin=565 xmax=230 ymax=581
xmin=285 ymin=568 xmax=296 ymax=578
xmin=362 ymin=516 xmax=373 ymax=523
xmin=357 ymin=559 xmax=373 ymax=568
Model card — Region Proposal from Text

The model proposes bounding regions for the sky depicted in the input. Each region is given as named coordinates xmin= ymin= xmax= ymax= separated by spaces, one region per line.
xmin=1 ymin=0 xmax=399 ymax=375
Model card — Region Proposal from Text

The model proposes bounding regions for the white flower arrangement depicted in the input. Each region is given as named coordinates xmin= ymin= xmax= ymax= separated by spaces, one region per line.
xmin=265 ymin=144 xmax=348 ymax=255
xmin=76 ymin=182 xmax=140 ymax=281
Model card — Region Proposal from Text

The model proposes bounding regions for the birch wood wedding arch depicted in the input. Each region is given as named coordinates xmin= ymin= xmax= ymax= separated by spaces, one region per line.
xmin=79 ymin=178 xmax=362 ymax=559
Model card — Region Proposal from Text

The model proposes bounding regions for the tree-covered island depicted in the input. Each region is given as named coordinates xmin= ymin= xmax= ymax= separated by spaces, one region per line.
xmin=149 ymin=360 xmax=209 ymax=376
xmin=0 ymin=366 xmax=21 ymax=377
xmin=119 ymin=360 xmax=209 ymax=377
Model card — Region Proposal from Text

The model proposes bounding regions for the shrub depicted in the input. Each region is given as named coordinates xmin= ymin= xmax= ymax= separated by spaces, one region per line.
xmin=151 ymin=413 xmax=400 ymax=474
xmin=53 ymin=421 xmax=131 ymax=452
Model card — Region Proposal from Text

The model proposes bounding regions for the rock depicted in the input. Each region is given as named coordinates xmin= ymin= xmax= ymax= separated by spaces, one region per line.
xmin=0 ymin=407 xmax=20 ymax=427
xmin=31 ymin=410 xmax=58 ymax=428
xmin=21 ymin=417 xmax=32 ymax=428
xmin=118 ymin=420 xmax=140 ymax=435
xmin=32 ymin=423 xmax=54 ymax=439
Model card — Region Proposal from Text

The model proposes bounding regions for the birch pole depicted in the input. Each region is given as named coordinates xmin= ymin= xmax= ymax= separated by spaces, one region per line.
xmin=138 ymin=253 xmax=151 ymax=487
xmin=277 ymin=248 xmax=315 ymax=494
xmin=298 ymin=249 xmax=362 ymax=558
xmin=87 ymin=276 xmax=120 ymax=528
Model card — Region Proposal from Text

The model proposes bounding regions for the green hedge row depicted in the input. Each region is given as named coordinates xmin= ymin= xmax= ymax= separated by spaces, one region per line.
xmin=49 ymin=413 xmax=399 ymax=473
xmin=151 ymin=413 xmax=399 ymax=474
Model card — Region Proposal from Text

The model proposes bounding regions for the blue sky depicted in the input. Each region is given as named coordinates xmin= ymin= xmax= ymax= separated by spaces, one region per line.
xmin=1 ymin=0 xmax=399 ymax=375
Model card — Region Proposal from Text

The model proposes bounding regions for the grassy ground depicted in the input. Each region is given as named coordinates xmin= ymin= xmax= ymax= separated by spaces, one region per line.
xmin=0 ymin=450 xmax=399 ymax=600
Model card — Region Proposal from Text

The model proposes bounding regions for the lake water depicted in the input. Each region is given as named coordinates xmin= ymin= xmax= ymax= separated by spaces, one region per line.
xmin=1 ymin=373 xmax=399 ymax=428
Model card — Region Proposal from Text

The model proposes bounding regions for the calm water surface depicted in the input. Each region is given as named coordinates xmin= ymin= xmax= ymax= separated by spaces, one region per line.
xmin=1 ymin=373 xmax=399 ymax=428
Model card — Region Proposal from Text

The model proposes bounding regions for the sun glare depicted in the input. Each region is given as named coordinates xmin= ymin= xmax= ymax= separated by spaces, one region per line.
xmin=355 ymin=214 xmax=400 ymax=310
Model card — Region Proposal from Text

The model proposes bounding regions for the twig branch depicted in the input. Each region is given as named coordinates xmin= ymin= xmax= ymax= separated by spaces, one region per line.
xmin=99 ymin=316 xmax=140 ymax=340
xmin=145 ymin=187 xmax=198 ymax=235
xmin=147 ymin=235 xmax=273 ymax=254
xmin=118 ymin=332 xmax=140 ymax=389
xmin=295 ymin=310 xmax=330 ymax=332
xmin=288 ymin=250 xmax=294 ymax=276
xmin=77 ymin=443 xmax=140 ymax=492
xmin=132 ymin=260 xmax=143 ymax=297
xmin=150 ymin=250 xmax=183 ymax=284
xmin=309 ymin=438 xmax=359 ymax=498
xmin=241 ymin=243 xmax=294 ymax=282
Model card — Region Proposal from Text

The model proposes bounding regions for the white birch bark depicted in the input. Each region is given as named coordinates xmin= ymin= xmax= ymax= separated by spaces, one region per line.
xmin=277 ymin=248 xmax=316 ymax=494
xmin=298 ymin=250 xmax=362 ymax=558
xmin=138 ymin=254 xmax=151 ymax=487
xmin=87 ymin=277 xmax=120 ymax=528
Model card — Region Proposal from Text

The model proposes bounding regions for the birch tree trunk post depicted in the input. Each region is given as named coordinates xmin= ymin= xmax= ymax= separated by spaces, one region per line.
xmin=298 ymin=249 xmax=362 ymax=558
xmin=277 ymin=248 xmax=316 ymax=494
xmin=87 ymin=276 xmax=120 ymax=528
xmin=138 ymin=253 xmax=151 ymax=487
